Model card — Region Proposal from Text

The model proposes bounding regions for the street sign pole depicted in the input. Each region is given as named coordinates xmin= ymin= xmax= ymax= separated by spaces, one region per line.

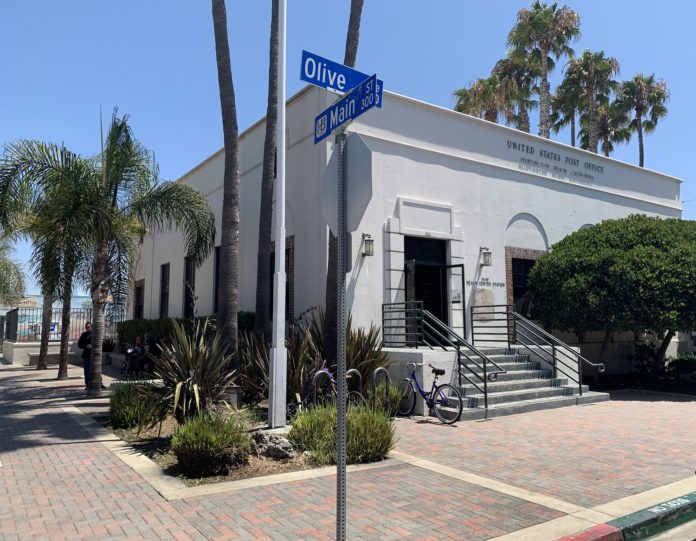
xmin=269 ymin=0 xmax=287 ymax=429
xmin=335 ymin=128 xmax=348 ymax=541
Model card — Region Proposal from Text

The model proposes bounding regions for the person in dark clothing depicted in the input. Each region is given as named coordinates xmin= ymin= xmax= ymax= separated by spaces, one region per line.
xmin=77 ymin=322 xmax=92 ymax=387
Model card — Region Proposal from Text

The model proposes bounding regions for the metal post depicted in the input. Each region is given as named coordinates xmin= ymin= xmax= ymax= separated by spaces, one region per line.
xmin=335 ymin=129 xmax=348 ymax=541
xmin=269 ymin=0 xmax=287 ymax=429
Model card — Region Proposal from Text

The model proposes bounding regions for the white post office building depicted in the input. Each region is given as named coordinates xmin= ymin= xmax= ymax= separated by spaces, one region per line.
xmin=131 ymin=86 xmax=682 ymax=383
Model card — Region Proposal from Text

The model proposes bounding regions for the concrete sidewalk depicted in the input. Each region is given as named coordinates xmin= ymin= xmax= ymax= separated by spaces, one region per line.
xmin=1 ymin=364 xmax=695 ymax=540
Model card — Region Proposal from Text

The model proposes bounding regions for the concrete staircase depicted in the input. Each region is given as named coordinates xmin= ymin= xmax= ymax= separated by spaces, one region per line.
xmin=455 ymin=347 xmax=609 ymax=421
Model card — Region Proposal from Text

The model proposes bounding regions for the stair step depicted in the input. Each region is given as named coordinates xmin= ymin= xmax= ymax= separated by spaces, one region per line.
xmin=454 ymin=392 xmax=610 ymax=421
xmin=463 ymin=385 xmax=590 ymax=407
xmin=459 ymin=378 xmax=568 ymax=395
xmin=459 ymin=368 xmax=553 ymax=382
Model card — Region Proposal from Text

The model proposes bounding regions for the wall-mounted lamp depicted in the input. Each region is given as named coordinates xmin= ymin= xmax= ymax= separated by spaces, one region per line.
xmin=362 ymin=233 xmax=374 ymax=256
xmin=480 ymin=247 xmax=492 ymax=267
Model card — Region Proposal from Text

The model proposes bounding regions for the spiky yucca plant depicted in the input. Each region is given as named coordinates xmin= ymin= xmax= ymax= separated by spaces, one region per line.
xmin=152 ymin=318 xmax=236 ymax=423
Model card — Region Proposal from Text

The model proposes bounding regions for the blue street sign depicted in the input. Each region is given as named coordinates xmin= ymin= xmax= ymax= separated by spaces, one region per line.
xmin=301 ymin=50 xmax=382 ymax=108
xmin=314 ymin=74 xmax=378 ymax=144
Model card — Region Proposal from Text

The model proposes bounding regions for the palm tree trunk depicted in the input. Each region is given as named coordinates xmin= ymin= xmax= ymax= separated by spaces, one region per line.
xmin=538 ymin=45 xmax=550 ymax=138
xmin=212 ymin=0 xmax=240 ymax=363
xmin=324 ymin=0 xmax=365 ymax=364
xmin=57 ymin=272 xmax=73 ymax=380
xmin=254 ymin=0 xmax=279 ymax=338
xmin=637 ymin=112 xmax=645 ymax=167
xmin=570 ymin=113 xmax=576 ymax=147
xmin=36 ymin=289 xmax=53 ymax=370
xmin=87 ymin=240 xmax=108 ymax=396
xmin=518 ymin=104 xmax=530 ymax=133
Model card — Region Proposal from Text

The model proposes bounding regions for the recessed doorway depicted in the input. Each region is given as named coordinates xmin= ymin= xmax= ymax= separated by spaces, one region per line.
xmin=404 ymin=236 xmax=448 ymax=325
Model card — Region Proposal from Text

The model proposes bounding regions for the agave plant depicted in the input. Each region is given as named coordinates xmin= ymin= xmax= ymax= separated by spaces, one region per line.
xmin=237 ymin=331 xmax=270 ymax=404
xmin=151 ymin=318 xmax=236 ymax=423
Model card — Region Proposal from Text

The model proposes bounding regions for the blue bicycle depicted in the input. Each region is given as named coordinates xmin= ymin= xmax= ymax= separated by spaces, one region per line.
xmin=397 ymin=363 xmax=463 ymax=424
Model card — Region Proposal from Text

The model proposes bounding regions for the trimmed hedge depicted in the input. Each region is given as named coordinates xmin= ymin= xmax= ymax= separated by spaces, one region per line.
xmin=117 ymin=312 xmax=255 ymax=347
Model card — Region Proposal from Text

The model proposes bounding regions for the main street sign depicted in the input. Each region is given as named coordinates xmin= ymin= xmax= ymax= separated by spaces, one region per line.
xmin=314 ymin=73 xmax=378 ymax=144
xmin=300 ymin=50 xmax=382 ymax=107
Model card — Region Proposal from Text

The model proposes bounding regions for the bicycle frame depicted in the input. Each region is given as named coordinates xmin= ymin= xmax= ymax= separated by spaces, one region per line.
xmin=407 ymin=367 xmax=439 ymax=407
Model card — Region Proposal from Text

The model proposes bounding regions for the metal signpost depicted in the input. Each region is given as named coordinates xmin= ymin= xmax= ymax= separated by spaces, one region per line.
xmin=306 ymin=52 xmax=381 ymax=541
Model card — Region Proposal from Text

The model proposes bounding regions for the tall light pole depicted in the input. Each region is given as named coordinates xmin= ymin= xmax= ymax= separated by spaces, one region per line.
xmin=269 ymin=0 xmax=287 ymax=428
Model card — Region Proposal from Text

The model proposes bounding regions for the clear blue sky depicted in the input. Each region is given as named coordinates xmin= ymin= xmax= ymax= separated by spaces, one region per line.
xmin=2 ymin=1 xmax=693 ymax=294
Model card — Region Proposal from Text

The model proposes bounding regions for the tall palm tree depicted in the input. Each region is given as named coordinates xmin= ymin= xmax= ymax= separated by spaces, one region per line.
xmin=0 ymin=238 xmax=24 ymax=305
xmin=614 ymin=74 xmax=669 ymax=167
xmin=550 ymin=64 xmax=583 ymax=146
xmin=324 ymin=0 xmax=365 ymax=364
xmin=507 ymin=1 xmax=580 ymax=138
xmin=492 ymin=56 xmax=537 ymax=132
xmin=0 ymin=143 xmax=89 ymax=374
xmin=578 ymin=103 xmax=630 ymax=157
xmin=255 ymin=0 xmax=279 ymax=338
xmin=454 ymin=76 xmax=504 ymax=123
xmin=0 ymin=115 xmax=216 ymax=395
xmin=212 ymin=0 xmax=241 ymax=360
xmin=567 ymin=50 xmax=620 ymax=154
xmin=82 ymin=112 xmax=216 ymax=395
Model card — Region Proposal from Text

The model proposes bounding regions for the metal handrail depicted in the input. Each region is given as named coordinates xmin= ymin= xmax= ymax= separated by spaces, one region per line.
xmin=382 ymin=302 xmax=506 ymax=409
xmin=513 ymin=312 xmax=606 ymax=373
xmin=471 ymin=304 xmax=605 ymax=397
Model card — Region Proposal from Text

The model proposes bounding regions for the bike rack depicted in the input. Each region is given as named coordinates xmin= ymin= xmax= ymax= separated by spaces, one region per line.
xmin=371 ymin=367 xmax=391 ymax=415
xmin=346 ymin=368 xmax=363 ymax=394
xmin=311 ymin=368 xmax=364 ymax=405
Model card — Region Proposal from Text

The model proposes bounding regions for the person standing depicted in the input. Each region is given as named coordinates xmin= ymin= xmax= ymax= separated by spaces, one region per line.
xmin=77 ymin=322 xmax=92 ymax=387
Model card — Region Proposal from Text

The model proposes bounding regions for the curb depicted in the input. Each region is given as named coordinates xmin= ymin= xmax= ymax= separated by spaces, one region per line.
xmin=557 ymin=492 xmax=696 ymax=541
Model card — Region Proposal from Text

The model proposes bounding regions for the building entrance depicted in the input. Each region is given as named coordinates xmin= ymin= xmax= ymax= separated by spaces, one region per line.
xmin=404 ymin=236 xmax=449 ymax=325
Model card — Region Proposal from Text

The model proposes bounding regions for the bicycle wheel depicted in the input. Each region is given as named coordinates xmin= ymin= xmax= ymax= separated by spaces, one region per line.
xmin=396 ymin=379 xmax=416 ymax=417
xmin=431 ymin=384 xmax=463 ymax=424
xmin=347 ymin=391 xmax=366 ymax=408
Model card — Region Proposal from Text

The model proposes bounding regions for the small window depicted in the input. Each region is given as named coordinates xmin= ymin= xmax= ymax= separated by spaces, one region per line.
xmin=159 ymin=263 xmax=170 ymax=319
xmin=134 ymin=281 xmax=145 ymax=320
xmin=183 ymin=257 xmax=196 ymax=319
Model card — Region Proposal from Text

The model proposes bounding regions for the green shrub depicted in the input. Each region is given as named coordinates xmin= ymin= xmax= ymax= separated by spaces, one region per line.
xmin=109 ymin=383 xmax=163 ymax=430
xmin=365 ymin=382 xmax=402 ymax=417
xmin=668 ymin=353 xmax=696 ymax=375
xmin=171 ymin=415 xmax=251 ymax=476
xmin=288 ymin=403 xmax=395 ymax=465
xmin=237 ymin=331 xmax=270 ymax=404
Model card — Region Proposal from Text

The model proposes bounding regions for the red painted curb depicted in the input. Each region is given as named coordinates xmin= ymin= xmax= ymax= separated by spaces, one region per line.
xmin=556 ymin=523 xmax=623 ymax=541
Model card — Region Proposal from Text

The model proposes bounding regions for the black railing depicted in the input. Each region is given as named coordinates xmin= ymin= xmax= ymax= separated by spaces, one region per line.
xmin=471 ymin=304 xmax=605 ymax=396
xmin=383 ymin=302 xmax=506 ymax=409
xmin=2 ymin=306 xmax=94 ymax=343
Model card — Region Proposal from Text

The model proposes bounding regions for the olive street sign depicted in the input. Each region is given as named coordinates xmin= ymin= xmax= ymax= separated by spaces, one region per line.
xmin=300 ymin=50 xmax=382 ymax=107
xmin=314 ymin=73 xmax=378 ymax=144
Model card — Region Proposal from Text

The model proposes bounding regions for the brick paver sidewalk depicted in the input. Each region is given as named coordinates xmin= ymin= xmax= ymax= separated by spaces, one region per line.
xmin=1 ymin=363 xmax=695 ymax=540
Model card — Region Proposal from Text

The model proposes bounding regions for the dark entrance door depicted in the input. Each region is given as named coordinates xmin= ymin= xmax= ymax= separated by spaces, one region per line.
xmin=404 ymin=236 xmax=448 ymax=325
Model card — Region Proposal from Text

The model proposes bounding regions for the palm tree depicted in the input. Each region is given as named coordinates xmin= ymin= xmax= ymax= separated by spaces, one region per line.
xmin=0 ymin=143 xmax=89 ymax=374
xmin=492 ymin=56 xmax=537 ymax=132
xmin=212 ymin=0 xmax=241 ymax=360
xmin=567 ymin=50 xmax=620 ymax=154
xmin=324 ymin=0 xmax=365 ymax=364
xmin=255 ymin=0 xmax=279 ymax=338
xmin=550 ymin=64 xmax=583 ymax=146
xmin=507 ymin=1 xmax=580 ymax=138
xmin=578 ymin=103 xmax=630 ymax=157
xmin=0 ymin=238 xmax=24 ymax=305
xmin=454 ymin=76 xmax=504 ymax=123
xmin=614 ymin=74 xmax=669 ymax=167
xmin=81 ymin=112 xmax=215 ymax=395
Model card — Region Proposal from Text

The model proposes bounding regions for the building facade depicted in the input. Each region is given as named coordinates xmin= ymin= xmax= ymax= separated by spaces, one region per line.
xmin=131 ymin=86 xmax=682 ymax=345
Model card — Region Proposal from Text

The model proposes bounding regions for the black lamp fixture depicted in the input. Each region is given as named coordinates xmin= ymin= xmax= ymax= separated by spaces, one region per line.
xmin=362 ymin=233 xmax=374 ymax=256
xmin=480 ymin=247 xmax=492 ymax=266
